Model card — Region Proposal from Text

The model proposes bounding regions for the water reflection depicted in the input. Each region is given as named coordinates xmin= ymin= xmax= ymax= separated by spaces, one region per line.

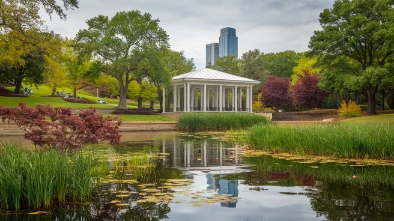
xmin=1 ymin=133 xmax=394 ymax=221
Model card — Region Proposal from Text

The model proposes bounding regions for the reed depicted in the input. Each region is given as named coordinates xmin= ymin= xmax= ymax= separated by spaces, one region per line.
xmin=177 ymin=112 xmax=270 ymax=131
xmin=246 ymin=123 xmax=394 ymax=159
xmin=0 ymin=142 xmax=101 ymax=211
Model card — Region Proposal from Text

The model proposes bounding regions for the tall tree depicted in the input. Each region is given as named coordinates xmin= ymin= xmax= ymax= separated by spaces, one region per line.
xmin=263 ymin=50 xmax=300 ymax=78
xmin=162 ymin=50 xmax=195 ymax=111
xmin=207 ymin=55 xmax=240 ymax=75
xmin=261 ymin=76 xmax=292 ymax=111
xmin=292 ymin=71 xmax=329 ymax=109
xmin=0 ymin=30 xmax=55 ymax=94
xmin=239 ymin=49 xmax=267 ymax=91
xmin=291 ymin=55 xmax=320 ymax=84
xmin=309 ymin=0 xmax=394 ymax=114
xmin=0 ymin=0 xmax=78 ymax=32
xmin=76 ymin=10 xmax=169 ymax=109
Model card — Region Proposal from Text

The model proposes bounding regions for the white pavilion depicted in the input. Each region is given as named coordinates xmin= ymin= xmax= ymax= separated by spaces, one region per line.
xmin=163 ymin=68 xmax=260 ymax=113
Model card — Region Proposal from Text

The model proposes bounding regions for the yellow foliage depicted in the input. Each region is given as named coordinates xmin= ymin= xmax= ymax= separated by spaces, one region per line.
xmin=338 ymin=100 xmax=362 ymax=118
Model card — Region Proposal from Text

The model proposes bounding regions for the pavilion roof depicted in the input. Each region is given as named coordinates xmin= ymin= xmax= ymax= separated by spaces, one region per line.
xmin=172 ymin=68 xmax=260 ymax=84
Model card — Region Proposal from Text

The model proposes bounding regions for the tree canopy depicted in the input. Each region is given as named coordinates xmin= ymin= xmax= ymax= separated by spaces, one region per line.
xmin=261 ymin=76 xmax=292 ymax=111
xmin=309 ymin=0 xmax=394 ymax=114
xmin=76 ymin=10 xmax=169 ymax=109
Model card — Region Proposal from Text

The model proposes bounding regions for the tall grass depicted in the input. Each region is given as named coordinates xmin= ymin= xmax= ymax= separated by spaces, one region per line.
xmin=177 ymin=112 xmax=270 ymax=131
xmin=246 ymin=123 xmax=394 ymax=159
xmin=0 ymin=142 xmax=101 ymax=211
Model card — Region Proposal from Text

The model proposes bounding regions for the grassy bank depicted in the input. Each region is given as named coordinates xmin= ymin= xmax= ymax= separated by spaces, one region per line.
xmin=177 ymin=112 xmax=270 ymax=131
xmin=246 ymin=123 xmax=394 ymax=159
xmin=0 ymin=143 xmax=102 ymax=211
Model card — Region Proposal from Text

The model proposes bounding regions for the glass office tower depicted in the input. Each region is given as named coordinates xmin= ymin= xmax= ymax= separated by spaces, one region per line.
xmin=206 ymin=43 xmax=219 ymax=66
xmin=219 ymin=27 xmax=238 ymax=59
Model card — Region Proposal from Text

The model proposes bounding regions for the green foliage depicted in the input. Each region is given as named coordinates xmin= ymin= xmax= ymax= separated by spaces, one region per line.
xmin=338 ymin=100 xmax=362 ymax=118
xmin=0 ymin=142 xmax=101 ymax=210
xmin=246 ymin=123 xmax=394 ymax=159
xmin=76 ymin=10 xmax=169 ymax=109
xmin=207 ymin=55 xmax=240 ymax=75
xmin=309 ymin=0 xmax=394 ymax=114
xmin=291 ymin=56 xmax=319 ymax=84
xmin=177 ymin=113 xmax=270 ymax=131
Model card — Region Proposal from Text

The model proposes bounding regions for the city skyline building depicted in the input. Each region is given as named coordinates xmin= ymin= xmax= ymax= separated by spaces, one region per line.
xmin=206 ymin=43 xmax=219 ymax=66
xmin=219 ymin=27 xmax=238 ymax=59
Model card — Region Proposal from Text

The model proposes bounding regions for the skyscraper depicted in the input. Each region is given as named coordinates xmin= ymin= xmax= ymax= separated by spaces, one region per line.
xmin=219 ymin=27 xmax=238 ymax=59
xmin=206 ymin=43 xmax=219 ymax=66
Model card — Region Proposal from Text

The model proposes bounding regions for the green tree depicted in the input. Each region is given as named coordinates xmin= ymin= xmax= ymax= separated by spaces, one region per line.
xmin=62 ymin=40 xmax=92 ymax=97
xmin=309 ymin=0 xmax=394 ymax=114
xmin=207 ymin=55 xmax=240 ymax=75
xmin=238 ymin=49 xmax=267 ymax=91
xmin=162 ymin=50 xmax=195 ymax=111
xmin=76 ymin=10 xmax=169 ymax=109
xmin=0 ymin=0 xmax=78 ymax=32
xmin=264 ymin=50 xmax=300 ymax=78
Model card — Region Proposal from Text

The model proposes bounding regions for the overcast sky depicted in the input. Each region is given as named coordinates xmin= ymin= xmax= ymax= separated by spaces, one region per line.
xmin=42 ymin=0 xmax=336 ymax=69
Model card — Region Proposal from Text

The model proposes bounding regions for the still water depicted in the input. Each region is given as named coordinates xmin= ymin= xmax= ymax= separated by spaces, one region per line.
xmin=2 ymin=132 xmax=394 ymax=221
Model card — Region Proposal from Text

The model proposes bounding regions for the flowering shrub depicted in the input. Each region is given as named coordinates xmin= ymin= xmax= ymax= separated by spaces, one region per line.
xmin=63 ymin=97 xmax=96 ymax=104
xmin=338 ymin=100 xmax=362 ymax=118
xmin=0 ymin=103 xmax=121 ymax=151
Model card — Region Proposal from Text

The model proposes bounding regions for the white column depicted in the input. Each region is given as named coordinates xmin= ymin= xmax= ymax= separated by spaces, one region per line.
xmin=246 ymin=87 xmax=250 ymax=112
xmin=183 ymin=83 xmax=187 ymax=112
xmin=163 ymin=86 xmax=166 ymax=113
xmin=173 ymin=85 xmax=176 ymax=112
xmin=239 ymin=88 xmax=243 ymax=111
xmin=249 ymin=86 xmax=253 ymax=113
xmin=219 ymin=85 xmax=223 ymax=112
xmin=173 ymin=137 xmax=177 ymax=167
xmin=203 ymin=140 xmax=207 ymax=167
xmin=234 ymin=86 xmax=238 ymax=112
xmin=187 ymin=83 xmax=191 ymax=112
xmin=203 ymin=84 xmax=207 ymax=112
xmin=177 ymin=86 xmax=181 ymax=111
xmin=191 ymin=88 xmax=195 ymax=111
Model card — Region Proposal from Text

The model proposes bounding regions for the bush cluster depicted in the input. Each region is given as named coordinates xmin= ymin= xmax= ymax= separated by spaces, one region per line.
xmin=177 ymin=112 xmax=270 ymax=132
xmin=0 ymin=103 xmax=121 ymax=151
xmin=338 ymin=100 xmax=362 ymax=118
xmin=63 ymin=97 xmax=96 ymax=104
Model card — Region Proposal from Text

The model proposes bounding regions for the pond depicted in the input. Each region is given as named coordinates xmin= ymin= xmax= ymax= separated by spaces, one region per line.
xmin=2 ymin=132 xmax=394 ymax=221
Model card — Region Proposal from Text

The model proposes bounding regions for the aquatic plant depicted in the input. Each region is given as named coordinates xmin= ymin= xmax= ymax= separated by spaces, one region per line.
xmin=177 ymin=112 xmax=270 ymax=131
xmin=246 ymin=123 xmax=394 ymax=159
xmin=0 ymin=142 xmax=101 ymax=210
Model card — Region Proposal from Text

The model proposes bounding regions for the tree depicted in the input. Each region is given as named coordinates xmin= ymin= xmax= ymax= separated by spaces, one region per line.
xmin=291 ymin=55 xmax=320 ymax=84
xmin=62 ymin=40 xmax=92 ymax=97
xmin=309 ymin=0 xmax=394 ymax=114
xmin=264 ymin=50 xmax=301 ymax=78
xmin=261 ymin=76 xmax=292 ymax=111
xmin=238 ymin=49 xmax=267 ymax=91
xmin=162 ymin=50 xmax=195 ymax=111
xmin=207 ymin=55 xmax=240 ymax=75
xmin=76 ymin=10 xmax=169 ymax=109
xmin=1 ymin=0 xmax=78 ymax=32
xmin=292 ymin=71 xmax=329 ymax=109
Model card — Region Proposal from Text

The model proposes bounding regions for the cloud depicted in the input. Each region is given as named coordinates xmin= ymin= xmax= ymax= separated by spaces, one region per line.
xmin=42 ymin=0 xmax=336 ymax=69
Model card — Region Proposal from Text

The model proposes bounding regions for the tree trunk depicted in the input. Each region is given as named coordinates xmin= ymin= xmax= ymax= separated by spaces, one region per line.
xmin=150 ymin=99 xmax=154 ymax=110
xmin=138 ymin=97 xmax=143 ymax=109
xmin=73 ymin=87 xmax=77 ymax=97
xmin=51 ymin=87 xmax=56 ymax=96
xmin=14 ymin=76 xmax=23 ymax=95
xmin=117 ymin=80 xmax=128 ymax=110
xmin=157 ymin=87 xmax=163 ymax=112
xmin=388 ymin=89 xmax=394 ymax=109
xmin=380 ymin=89 xmax=385 ymax=111
xmin=366 ymin=87 xmax=377 ymax=115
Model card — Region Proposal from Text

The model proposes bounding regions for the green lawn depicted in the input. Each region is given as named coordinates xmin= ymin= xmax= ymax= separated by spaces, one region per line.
xmin=342 ymin=113 xmax=394 ymax=124
xmin=0 ymin=85 xmax=171 ymax=121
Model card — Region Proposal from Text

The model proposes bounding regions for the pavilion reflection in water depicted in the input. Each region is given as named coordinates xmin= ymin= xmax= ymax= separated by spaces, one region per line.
xmin=161 ymin=138 xmax=247 ymax=207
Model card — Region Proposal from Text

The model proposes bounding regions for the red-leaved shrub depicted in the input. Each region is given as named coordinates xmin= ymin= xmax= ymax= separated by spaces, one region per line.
xmin=0 ymin=103 xmax=121 ymax=151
